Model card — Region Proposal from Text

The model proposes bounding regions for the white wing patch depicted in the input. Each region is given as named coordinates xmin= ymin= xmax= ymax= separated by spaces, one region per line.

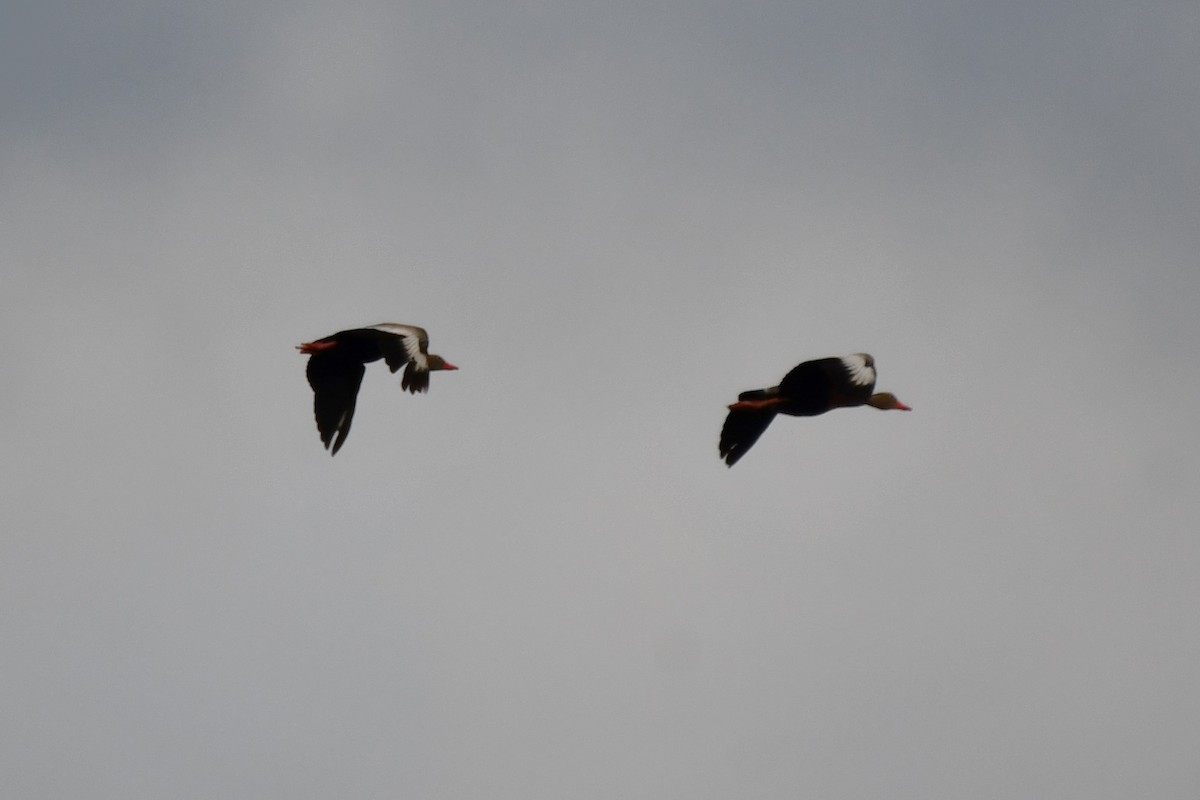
xmin=841 ymin=353 xmax=876 ymax=387
xmin=369 ymin=323 xmax=429 ymax=369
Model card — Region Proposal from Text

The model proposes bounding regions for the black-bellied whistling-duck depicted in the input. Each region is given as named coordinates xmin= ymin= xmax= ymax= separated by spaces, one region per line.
xmin=297 ymin=323 xmax=457 ymax=455
xmin=719 ymin=353 xmax=909 ymax=467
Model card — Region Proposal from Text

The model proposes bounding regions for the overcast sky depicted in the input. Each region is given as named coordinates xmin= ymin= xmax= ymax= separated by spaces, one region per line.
xmin=3 ymin=2 xmax=1199 ymax=798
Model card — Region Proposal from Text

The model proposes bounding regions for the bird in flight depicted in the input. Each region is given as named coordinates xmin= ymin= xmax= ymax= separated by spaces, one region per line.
xmin=719 ymin=353 xmax=909 ymax=467
xmin=298 ymin=323 xmax=457 ymax=455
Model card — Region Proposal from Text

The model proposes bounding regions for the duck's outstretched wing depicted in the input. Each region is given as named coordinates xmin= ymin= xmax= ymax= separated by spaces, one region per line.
xmin=306 ymin=354 xmax=367 ymax=455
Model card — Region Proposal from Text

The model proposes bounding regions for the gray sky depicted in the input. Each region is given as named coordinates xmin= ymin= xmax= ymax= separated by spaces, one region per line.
xmin=3 ymin=2 xmax=1199 ymax=798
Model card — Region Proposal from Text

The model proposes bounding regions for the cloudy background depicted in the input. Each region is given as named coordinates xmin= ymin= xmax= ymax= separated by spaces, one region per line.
xmin=4 ymin=1 xmax=1199 ymax=797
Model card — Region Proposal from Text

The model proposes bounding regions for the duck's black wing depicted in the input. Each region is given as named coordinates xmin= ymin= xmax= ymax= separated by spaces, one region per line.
xmin=307 ymin=353 xmax=367 ymax=455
